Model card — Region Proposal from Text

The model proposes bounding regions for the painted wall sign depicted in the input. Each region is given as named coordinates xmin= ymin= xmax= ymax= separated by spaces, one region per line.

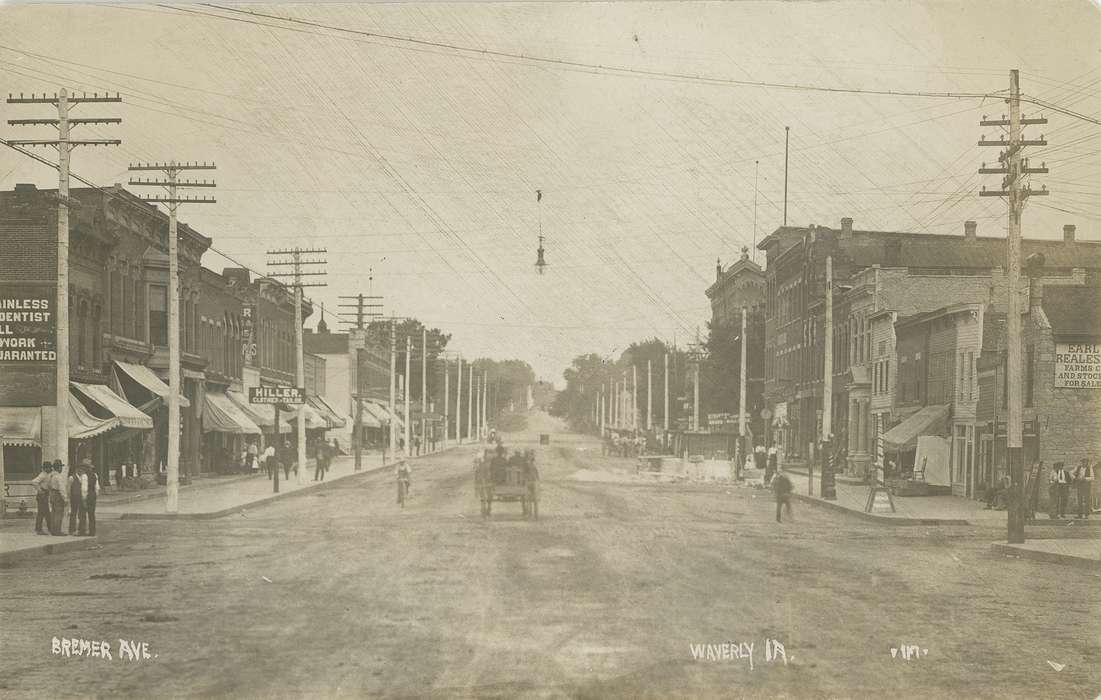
xmin=1054 ymin=342 xmax=1101 ymax=389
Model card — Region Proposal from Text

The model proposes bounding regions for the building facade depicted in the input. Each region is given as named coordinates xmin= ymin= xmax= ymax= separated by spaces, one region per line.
xmin=0 ymin=184 xmax=310 ymax=482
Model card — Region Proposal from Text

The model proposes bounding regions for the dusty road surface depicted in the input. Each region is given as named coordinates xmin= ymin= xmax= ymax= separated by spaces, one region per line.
xmin=2 ymin=411 xmax=1097 ymax=699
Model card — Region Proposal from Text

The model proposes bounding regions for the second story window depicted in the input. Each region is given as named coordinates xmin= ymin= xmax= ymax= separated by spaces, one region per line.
xmin=149 ymin=284 xmax=168 ymax=347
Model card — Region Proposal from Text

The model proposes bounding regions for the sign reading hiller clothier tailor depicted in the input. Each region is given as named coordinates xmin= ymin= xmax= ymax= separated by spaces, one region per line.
xmin=0 ymin=293 xmax=55 ymax=362
xmin=1054 ymin=343 xmax=1101 ymax=389
xmin=248 ymin=386 xmax=305 ymax=405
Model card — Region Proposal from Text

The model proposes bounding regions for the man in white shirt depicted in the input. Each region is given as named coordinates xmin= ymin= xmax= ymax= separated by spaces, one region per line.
xmin=263 ymin=444 xmax=276 ymax=480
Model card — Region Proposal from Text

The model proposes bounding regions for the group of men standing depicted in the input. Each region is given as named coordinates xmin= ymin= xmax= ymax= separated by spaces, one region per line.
xmin=30 ymin=458 xmax=100 ymax=537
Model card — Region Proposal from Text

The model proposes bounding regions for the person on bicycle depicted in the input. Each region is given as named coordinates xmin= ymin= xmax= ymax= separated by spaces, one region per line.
xmin=396 ymin=461 xmax=412 ymax=503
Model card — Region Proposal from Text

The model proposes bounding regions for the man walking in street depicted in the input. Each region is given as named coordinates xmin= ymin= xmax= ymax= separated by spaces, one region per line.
xmin=772 ymin=467 xmax=794 ymax=523
xmin=314 ymin=439 xmax=328 ymax=481
xmin=31 ymin=462 xmax=52 ymax=535
xmin=48 ymin=460 xmax=67 ymax=536
xmin=1073 ymin=459 xmax=1093 ymax=519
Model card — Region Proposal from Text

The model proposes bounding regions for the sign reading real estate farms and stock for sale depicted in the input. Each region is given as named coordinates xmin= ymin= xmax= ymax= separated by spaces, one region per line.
xmin=1054 ymin=343 xmax=1101 ymax=389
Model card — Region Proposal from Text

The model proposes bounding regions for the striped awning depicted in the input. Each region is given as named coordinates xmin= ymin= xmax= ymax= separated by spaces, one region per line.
xmin=227 ymin=390 xmax=291 ymax=434
xmin=71 ymin=382 xmax=154 ymax=431
xmin=202 ymin=391 xmax=262 ymax=435
xmin=113 ymin=360 xmax=191 ymax=408
xmin=68 ymin=394 xmax=119 ymax=440
xmin=283 ymin=402 xmax=327 ymax=430
xmin=307 ymin=394 xmax=347 ymax=429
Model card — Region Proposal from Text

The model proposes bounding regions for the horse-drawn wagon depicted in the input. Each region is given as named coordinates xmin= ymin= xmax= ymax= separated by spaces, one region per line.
xmin=474 ymin=447 xmax=539 ymax=519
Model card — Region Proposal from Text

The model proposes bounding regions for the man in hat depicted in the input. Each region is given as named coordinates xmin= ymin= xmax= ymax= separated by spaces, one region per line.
xmin=31 ymin=462 xmax=52 ymax=535
xmin=78 ymin=457 xmax=100 ymax=536
xmin=48 ymin=460 xmax=67 ymax=536
xmin=68 ymin=461 xmax=85 ymax=536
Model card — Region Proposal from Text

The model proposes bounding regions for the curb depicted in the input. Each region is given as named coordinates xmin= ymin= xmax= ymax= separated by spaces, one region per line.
xmin=0 ymin=535 xmax=99 ymax=566
xmin=792 ymin=493 xmax=970 ymax=526
xmin=990 ymin=542 xmax=1101 ymax=571
xmin=114 ymin=445 xmax=463 ymax=521
xmin=117 ymin=461 xmax=397 ymax=520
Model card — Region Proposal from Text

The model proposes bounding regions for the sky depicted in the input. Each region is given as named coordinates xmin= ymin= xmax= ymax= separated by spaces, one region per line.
xmin=1 ymin=1 xmax=1098 ymax=384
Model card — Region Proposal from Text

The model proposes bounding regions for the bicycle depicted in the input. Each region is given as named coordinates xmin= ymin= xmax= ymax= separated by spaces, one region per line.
xmin=397 ymin=476 xmax=411 ymax=508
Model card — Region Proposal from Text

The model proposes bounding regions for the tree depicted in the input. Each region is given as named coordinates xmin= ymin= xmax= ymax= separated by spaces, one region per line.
xmin=551 ymin=340 xmax=687 ymax=433
xmin=366 ymin=318 xmax=451 ymax=405
xmin=700 ymin=310 xmax=765 ymax=432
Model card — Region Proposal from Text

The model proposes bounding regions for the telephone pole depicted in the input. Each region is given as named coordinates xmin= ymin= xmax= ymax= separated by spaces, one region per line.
xmin=129 ymin=160 xmax=216 ymax=511
xmin=739 ymin=306 xmax=748 ymax=474
xmin=481 ymin=371 xmax=488 ymax=438
xmin=267 ymin=247 xmax=327 ymax=485
xmin=421 ymin=328 xmax=428 ymax=453
xmin=664 ymin=352 xmax=670 ymax=432
xmin=456 ymin=356 xmax=464 ymax=444
xmin=6 ymin=90 xmax=121 ymax=485
xmin=389 ymin=323 xmax=397 ymax=461
xmin=442 ymin=356 xmax=450 ymax=448
xmin=647 ymin=359 xmax=653 ymax=431
xmin=338 ymin=293 xmax=383 ymax=470
xmin=980 ymin=69 xmax=1049 ymax=544
xmin=632 ymin=365 xmax=639 ymax=432
xmin=821 ymin=256 xmax=835 ymax=500
xmin=404 ymin=336 xmax=412 ymax=458
xmin=467 ymin=362 xmax=474 ymax=442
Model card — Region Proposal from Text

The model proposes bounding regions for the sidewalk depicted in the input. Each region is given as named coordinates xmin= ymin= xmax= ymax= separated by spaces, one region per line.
xmin=101 ymin=445 xmax=457 ymax=519
xmin=779 ymin=467 xmax=1004 ymax=525
xmin=991 ymin=539 xmax=1101 ymax=570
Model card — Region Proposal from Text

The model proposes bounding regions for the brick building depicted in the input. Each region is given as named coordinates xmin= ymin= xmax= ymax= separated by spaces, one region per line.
xmin=757 ymin=216 xmax=1101 ymax=472
xmin=0 ymin=184 xmax=310 ymax=481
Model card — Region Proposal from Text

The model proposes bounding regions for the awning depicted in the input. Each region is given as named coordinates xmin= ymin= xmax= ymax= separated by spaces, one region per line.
xmin=353 ymin=400 xmax=384 ymax=429
xmin=283 ymin=403 xmax=327 ymax=430
xmin=0 ymin=407 xmax=41 ymax=447
xmin=226 ymin=390 xmax=291 ymax=434
xmin=307 ymin=395 xmax=347 ymax=429
xmin=202 ymin=391 xmax=262 ymax=434
xmin=68 ymin=394 xmax=120 ymax=440
xmin=113 ymin=360 xmax=191 ymax=408
xmin=881 ymin=404 xmax=949 ymax=451
xmin=71 ymin=382 xmax=154 ymax=430
xmin=367 ymin=400 xmax=403 ymax=430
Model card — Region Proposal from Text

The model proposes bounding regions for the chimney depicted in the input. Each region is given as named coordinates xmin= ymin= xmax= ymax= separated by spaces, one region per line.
xmin=1063 ymin=224 xmax=1076 ymax=243
xmin=964 ymin=221 xmax=977 ymax=240
xmin=841 ymin=217 xmax=853 ymax=235
xmin=716 ymin=257 xmax=722 ymax=281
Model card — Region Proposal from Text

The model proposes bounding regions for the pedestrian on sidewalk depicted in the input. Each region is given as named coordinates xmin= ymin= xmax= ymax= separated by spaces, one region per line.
xmin=281 ymin=440 xmax=293 ymax=480
xmin=263 ymin=443 xmax=275 ymax=480
xmin=772 ymin=467 xmax=794 ymax=523
xmin=1073 ymin=459 xmax=1093 ymax=519
xmin=31 ymin=462 xmax=52 ymax=535
xmin=314 ymin=439 xmax=329 ymax=481
xmin=48 ymin=461 xmax=67 ymax=536
xmin=1050 ymin=462 xmax=1071 ymax=518
xmin=68 ymin=462 xmax=86 ymax=536
xmin=247 ymin=439 xmax=259 ymax=473
xmin=79 ymin=459 xmax=99 ymax=536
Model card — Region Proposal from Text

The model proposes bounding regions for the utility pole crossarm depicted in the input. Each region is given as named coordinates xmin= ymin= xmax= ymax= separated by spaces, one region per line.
xmin=6 ymin=92 xmax=122 ymax=104
xmin=6 ymin=139 xmax=121 ymax=146
xmin=8 ymin=118 xmax=122 ymax=126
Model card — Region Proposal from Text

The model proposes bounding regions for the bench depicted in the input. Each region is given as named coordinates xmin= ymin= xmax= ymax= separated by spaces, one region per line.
xmin=4 ymin=482 xmax=39 ymax=516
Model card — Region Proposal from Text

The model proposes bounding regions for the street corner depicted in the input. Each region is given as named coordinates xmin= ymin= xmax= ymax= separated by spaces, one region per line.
xmin=990 ymin=540 xmax=1101 ymax=571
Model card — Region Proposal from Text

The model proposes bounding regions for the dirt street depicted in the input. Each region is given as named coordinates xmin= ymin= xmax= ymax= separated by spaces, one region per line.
xmin=2 ymin=412 xmax=1097 ymax=699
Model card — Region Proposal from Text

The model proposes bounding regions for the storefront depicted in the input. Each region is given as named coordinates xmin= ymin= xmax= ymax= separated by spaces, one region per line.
xmin=201 ymin=390 xmax=262 ymax=473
